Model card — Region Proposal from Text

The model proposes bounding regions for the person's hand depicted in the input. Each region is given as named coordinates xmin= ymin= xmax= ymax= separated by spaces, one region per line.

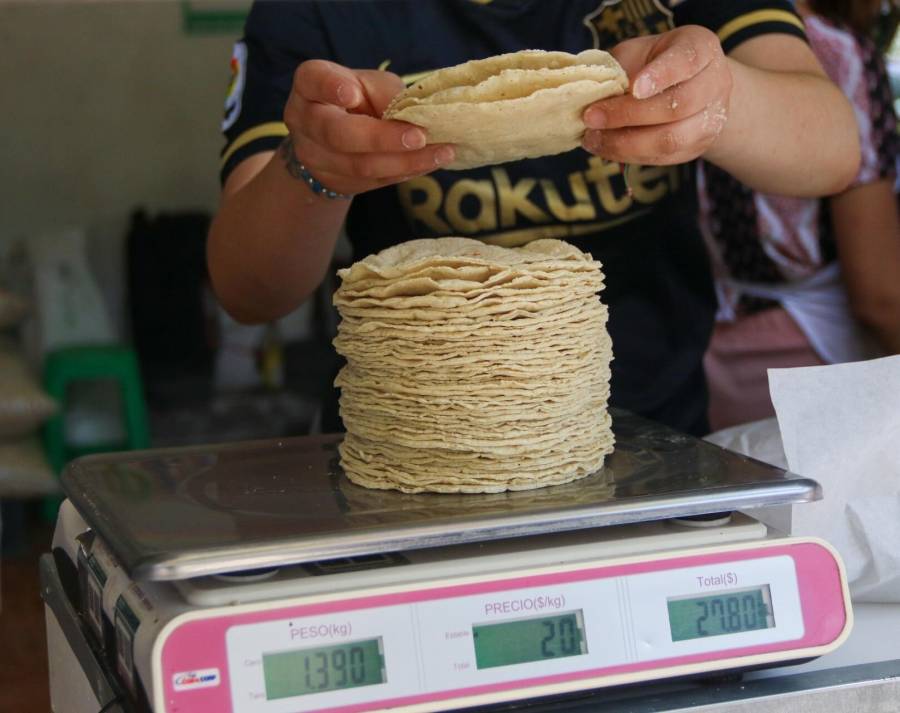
xmin=582 ymin=25 xmax=732 ymax=165
xmin=282 ymin=60 xmax=455 ymax=196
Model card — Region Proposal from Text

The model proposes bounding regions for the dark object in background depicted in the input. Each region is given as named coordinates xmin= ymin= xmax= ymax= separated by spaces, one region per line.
xmin=0 ymin=500 xmax=27 ymax=555
xmin=126 ymin=209 xmax=217 ymax=406
xmin=873 ymin=1 xmax=900 ymax=52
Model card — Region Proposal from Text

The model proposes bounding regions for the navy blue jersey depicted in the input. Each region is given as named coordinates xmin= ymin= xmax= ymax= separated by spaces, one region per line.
xmin=219 ymin=0 xmax=806 ymax=434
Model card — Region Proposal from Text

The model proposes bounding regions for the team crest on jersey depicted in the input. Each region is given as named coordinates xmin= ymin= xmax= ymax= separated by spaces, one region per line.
xmin=222 ymin=41 xmax=247 ymax=132
xmin=583 ymin=0 xmax=675 ymax=48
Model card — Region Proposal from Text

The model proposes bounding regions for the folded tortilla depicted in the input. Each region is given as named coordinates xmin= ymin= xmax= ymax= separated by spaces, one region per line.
xmin=384 ymin=49 xmax=628 ymax=170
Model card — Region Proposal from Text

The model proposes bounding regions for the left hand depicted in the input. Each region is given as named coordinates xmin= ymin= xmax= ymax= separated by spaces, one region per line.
xmin=582 ymin=25 xmax=732 ymax=165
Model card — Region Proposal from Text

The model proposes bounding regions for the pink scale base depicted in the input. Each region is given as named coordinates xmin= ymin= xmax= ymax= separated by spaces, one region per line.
xmin=159 ymin=541 xmax=847 ymax=713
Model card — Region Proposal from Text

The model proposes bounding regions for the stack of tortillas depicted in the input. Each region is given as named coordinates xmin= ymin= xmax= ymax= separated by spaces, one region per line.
xmin=333 ymin=237 xmax=615 ymax=493
xmin=384 ymin=49 xmax=628 ymax=170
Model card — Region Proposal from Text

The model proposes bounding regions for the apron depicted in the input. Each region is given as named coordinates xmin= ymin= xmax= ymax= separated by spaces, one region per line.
xmin=725 ymin=262 xmax=882 ymax=365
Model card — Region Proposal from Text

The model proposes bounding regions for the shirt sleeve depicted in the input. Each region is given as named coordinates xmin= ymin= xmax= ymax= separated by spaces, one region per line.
xmin=219 ymin=2 xmax=332 ymax=185
xmin=674 ymin=1 xmax=807 ymax=54
xmin=804 ymin=15 xmax=899 ymax=186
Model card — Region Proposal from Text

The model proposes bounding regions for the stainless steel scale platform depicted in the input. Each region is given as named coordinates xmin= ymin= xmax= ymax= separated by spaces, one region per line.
xmin=40 ymin=410 xmax=896 ymax=713
xmin=60 ymin=409 xmax=821 ymax=580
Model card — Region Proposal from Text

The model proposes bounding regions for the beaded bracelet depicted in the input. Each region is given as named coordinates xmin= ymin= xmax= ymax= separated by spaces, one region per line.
xmin=278 ymin=136 xmax=353 ymax=201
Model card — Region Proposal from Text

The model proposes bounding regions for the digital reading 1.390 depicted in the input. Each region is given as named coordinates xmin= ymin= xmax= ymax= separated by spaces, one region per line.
xmin=262 ymin=638 xmax=385 ymax=700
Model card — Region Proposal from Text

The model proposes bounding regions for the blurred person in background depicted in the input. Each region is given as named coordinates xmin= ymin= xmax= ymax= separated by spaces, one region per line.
xmin=701 ymin=0 xmax=900 ymax=432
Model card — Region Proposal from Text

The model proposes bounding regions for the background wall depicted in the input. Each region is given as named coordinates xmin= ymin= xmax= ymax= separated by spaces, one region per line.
xmin=0 ymin=1 xmax=241 ymax=333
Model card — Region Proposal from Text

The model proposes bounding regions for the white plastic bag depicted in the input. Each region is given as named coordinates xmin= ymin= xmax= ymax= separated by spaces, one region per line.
xmin=769 ymin=356 xmax=900 ymax=603
xmin=25 ymin=227 xmax=116 ymax=360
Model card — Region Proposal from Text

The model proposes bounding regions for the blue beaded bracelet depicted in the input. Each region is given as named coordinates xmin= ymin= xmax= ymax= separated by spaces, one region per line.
xmin=279 ymin=136 xmax=353 ymax=201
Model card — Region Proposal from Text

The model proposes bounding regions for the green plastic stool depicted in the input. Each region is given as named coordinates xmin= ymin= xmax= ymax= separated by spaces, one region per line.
xmin=42 ymin=345 xmax=151 ymax=520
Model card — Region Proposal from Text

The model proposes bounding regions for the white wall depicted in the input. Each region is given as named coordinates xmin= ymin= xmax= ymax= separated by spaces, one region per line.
xmin=0 ymin=1 xmax=240 ymax=333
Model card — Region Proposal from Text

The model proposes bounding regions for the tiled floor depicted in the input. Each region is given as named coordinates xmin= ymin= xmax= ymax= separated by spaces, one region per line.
xmin=1 ymin=508 xmax=53 ymax=713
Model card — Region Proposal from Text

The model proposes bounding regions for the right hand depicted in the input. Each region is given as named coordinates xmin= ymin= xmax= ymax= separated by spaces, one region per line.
xmin=282 ymin=60 xmax=456 ymax=196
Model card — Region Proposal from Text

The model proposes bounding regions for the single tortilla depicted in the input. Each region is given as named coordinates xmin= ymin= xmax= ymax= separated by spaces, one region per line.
xmin=384 ymin=49 xmax=628 ymax=170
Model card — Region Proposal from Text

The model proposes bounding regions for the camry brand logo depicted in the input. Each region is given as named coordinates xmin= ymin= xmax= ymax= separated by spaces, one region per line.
xmin=173 ymin=668 xmax=221 ymax=691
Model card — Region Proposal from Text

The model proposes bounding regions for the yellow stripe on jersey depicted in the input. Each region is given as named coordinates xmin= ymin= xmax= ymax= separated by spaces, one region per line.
xmin=220 ymin=121 xmax=289 ymax=168
xmin=716 ymin=10 xmax=806 ymax=44
xmin=717 ymin=9 xmax=806 ymax=46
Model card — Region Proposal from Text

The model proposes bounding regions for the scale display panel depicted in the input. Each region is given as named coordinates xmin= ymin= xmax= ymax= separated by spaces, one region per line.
xmin=667 ymin=586 xmax=775 ymax=642
xmin=154 ymin=539 xmax=851 ymax=713
xmin=473 ymin=610 xmax=588 ymax=669
xmin=262 ymin=637 xmax=385 ymax=700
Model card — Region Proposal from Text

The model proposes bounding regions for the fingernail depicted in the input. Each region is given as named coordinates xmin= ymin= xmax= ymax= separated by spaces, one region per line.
xmin=582 ymin=131 xmax=602 ymax=154
xmin=336 ymin=83 xmax=360 ymax=107
xmin=584 ymin=107 xmax=606 ymax=129
xmin=402 ymin=128 xmax=426 ymax=150
xmin=434 ymin=146 xmax=455 ymax=166
xmin=632 ymin=75 xmax=656 ymax=100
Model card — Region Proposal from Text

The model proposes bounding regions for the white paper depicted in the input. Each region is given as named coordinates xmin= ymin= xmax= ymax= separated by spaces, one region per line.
xmin=704 ymin=417 xmax=788 ymax=470
xmin=704 ymin=418 xmax=792 ymax=533
xmin=768 ymin=355 xmax=900 ymax=603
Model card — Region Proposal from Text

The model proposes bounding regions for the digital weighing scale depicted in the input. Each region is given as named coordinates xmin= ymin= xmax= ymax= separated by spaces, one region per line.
xmin=42 ymin=410 xmax=853 ymax=713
